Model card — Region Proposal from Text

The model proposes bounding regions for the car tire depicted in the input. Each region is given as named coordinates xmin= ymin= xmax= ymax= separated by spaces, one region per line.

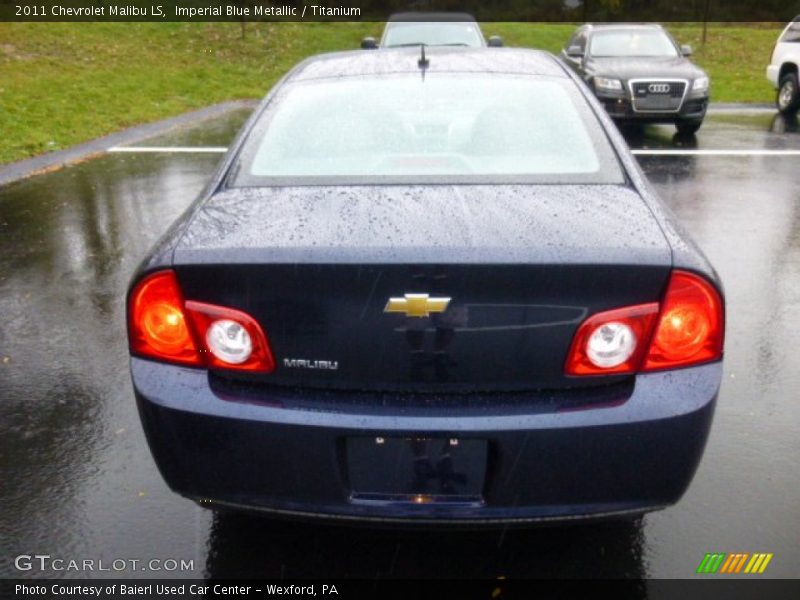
xmin=777 ymin=72 xmax=800 ymax=115
xmin=676 ymin=119 xmax=703 ymax=136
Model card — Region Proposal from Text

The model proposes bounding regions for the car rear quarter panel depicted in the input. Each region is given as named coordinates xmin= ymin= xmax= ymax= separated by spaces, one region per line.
xmin=556 ymin=56 xmax=722 ymax=289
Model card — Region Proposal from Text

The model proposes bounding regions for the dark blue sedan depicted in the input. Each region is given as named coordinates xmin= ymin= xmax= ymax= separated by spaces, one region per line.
xmin=127 ymin=47 xmax=724 ymax=524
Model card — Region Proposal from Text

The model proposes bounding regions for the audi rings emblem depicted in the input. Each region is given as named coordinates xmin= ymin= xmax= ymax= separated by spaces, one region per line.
xmin=648 ymin=83 xmax=671 ymax=93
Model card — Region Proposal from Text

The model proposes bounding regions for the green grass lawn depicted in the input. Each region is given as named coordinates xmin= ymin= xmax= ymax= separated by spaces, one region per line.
xmin=0 ymin=22 xmax=785 ymax=165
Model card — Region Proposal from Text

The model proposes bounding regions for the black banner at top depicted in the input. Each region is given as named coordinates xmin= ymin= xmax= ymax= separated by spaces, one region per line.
xmin=1 ymin=0 xmax=799 ymax=22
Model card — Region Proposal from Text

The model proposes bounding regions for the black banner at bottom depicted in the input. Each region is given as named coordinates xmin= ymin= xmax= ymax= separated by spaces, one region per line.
xmin=2 ymin=579 xmax=800 ymax=600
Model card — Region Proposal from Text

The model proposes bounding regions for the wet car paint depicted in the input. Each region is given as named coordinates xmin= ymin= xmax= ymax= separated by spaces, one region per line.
xmin=0 ymin=109 xmax=798 ymax=579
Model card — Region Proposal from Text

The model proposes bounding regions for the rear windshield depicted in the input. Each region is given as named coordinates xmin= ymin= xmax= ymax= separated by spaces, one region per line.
xmin=383 ymin=22 xmax=484 ymax=47
xmin=590 ymin=29 xmax=679 ymax=58
xmin=230 ymin=74 xmax=625 ymax=186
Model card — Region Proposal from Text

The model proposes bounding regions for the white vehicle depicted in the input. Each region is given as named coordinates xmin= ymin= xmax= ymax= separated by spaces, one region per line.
xmin=767 ymin=17 xmax=800 ymax=114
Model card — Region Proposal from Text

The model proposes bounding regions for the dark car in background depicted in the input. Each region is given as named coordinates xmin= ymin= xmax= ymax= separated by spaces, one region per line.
xmin=128 ymin=47 xmax=724 ymax=525
xmin=361 ymin=12 xmax=502 ymax=49
xmin=561 ymin=24 xmax=710 ymax=135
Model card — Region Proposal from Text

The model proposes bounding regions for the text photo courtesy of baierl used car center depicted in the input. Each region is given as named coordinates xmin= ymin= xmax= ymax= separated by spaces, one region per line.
xmin=0 ymin=0 xmax=798 ymax=595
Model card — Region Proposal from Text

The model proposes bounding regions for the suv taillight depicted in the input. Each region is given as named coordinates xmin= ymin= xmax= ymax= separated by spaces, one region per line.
xmin=565 ymin=270 xmax=724 ymax=376
xmin=128 ymin=269 xmax=275 ymax=373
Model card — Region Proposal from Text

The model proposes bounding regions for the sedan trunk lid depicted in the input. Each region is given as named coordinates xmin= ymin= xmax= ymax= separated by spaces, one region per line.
xmin=173 ymin=185 xmax=672 ymax=392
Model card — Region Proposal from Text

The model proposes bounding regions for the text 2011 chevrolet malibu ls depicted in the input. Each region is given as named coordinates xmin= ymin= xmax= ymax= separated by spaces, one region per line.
xmin=127 ymin=47 xmax=724 ymax=524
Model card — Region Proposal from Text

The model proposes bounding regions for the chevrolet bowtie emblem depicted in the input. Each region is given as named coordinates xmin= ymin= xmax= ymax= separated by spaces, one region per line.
xmin=384 ymin=294 xmax=451 ymax=318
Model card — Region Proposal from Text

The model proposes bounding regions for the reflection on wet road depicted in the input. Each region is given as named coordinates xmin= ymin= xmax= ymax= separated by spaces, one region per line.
xmin=0 ymin=110 xmax=798 ymax=580
xmin=204 ymin=517 xmax=646 ymax=579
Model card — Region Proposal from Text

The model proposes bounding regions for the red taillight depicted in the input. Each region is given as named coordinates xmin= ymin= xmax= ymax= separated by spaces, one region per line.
xmin=128 ymin=270 xmax=275 ymax=373
xmin=185 ymin=301 xmax=275 ymax=372
xmin=129 ymin=270 xmax=201 ymax=366
xmin=565 ymin=270 xmax=724 ymax=376
xmin=642 ymin=271 xmax=724 ymax=371
xmin=565 ymin=303 xmax=660 ymax=376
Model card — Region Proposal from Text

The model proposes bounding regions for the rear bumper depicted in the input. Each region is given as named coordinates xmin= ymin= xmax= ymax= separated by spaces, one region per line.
xmin=132 ymin=357 xmax=720 ymax=524
xmin=767 ymin=64 xmax=780 ymax=88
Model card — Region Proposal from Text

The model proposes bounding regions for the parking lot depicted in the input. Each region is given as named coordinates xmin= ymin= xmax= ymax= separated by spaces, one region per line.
xmin=0 ymin=107 xmax=798 ymax=579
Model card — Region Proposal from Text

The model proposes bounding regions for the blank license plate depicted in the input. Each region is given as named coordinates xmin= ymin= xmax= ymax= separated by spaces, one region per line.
xmin=346 ymin=437 xmax=487 ymax=503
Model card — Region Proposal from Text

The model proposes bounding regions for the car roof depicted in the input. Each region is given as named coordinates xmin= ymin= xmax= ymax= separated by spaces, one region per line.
xmin=287 ymin=47 xmax=567 ymax=82
xmin=386 ymin=12 xmax=478 ymax=22
xmin=582 ymin=23 xmax=665 ymax=32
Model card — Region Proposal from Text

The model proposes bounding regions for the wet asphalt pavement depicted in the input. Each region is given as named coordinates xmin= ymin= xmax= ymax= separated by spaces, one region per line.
xmin=1 ymin=109 xmax=798 ymax=580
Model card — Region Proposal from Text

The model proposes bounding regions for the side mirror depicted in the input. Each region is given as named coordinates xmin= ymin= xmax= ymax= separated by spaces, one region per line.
xmin=681 ymin=44 xmax=693 ymax=56
xmin=487 ymin=35 xmax=503 ymax=47
xmin=566 ymin=45 xmax=584 ymax=58
xmin=361 ymin=37 xmax=378 ymax=50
